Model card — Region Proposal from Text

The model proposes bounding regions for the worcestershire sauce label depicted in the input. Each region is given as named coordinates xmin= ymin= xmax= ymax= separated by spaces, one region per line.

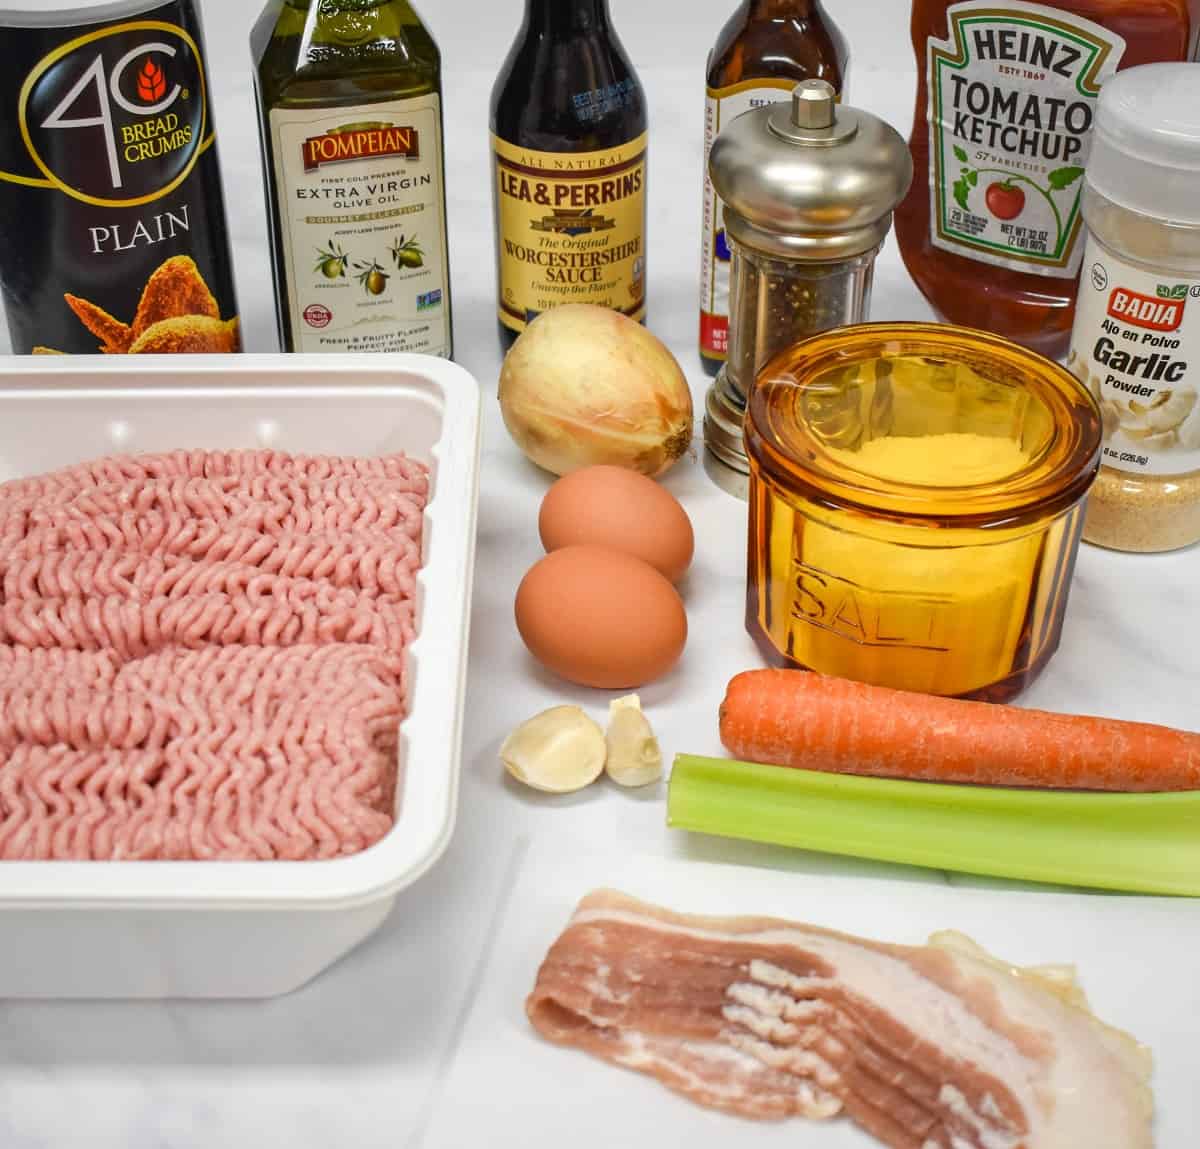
xmin=492 ymin=132 xmax=647 ymax=334
xmin=0 ymin=2 xmax=239 ymax=354
xmin=927 ymin=2 xmax=1124 ymax=278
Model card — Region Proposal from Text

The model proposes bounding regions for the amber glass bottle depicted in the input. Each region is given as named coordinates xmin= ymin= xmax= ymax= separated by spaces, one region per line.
xmin=699 ymin=1 xmax=849 ymax=377
xmin=490 ymin=0 xmax=648 ymax=349
xmin=894 ymin=0 xmax=1190 ymax=360
xmin=252 ymin=0 xmax=451 ymax=356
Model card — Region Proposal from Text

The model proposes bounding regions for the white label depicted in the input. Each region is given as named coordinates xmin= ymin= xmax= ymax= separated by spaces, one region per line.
xmin=1069 ymin=239 xmax=1200 ymax=477
xmin=699 ymin=80 xmax=797 ymax=362
xmin=927 ymin=1 xmax=1124 ymax=278
xmin=269 ymin=95 xmax=450 ymax=355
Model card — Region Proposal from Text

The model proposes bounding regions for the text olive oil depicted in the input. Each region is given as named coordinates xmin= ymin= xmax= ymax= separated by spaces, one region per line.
xmin=252 ymin=0 xmax=451 ymax=355
xmin=490 ymin=0 xmax=647 ymax=348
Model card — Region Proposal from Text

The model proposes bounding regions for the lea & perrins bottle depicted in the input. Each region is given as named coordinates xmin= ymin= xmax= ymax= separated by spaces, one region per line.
xmin=894 ymin=0 xmax=1191 ymax=360
xmin=252 ymin=0 xmax=452 ymax=356
xmin=699 ymin=0 xmax=848 ymax=377
xmin=490 ymin=0 xmax=647 ymax=348
xmin=0 ymin=0 xmax=240 ymax=355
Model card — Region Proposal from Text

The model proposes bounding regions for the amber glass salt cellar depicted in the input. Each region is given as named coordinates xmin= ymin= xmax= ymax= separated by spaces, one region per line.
xmin=699 ymin=0 xmax=849 ymax=376
xmin=703 ymin=81 xmax=911 ymax=492
xmin=894 ymin=0 xmax=1190 ymax=359
xmin=491 ymin=0 xmax=647 ymax=349
xmin=252 ymin=0 xmax=452 ymax=356
xmin=745 ymin=324 xmax=1102 ymax=701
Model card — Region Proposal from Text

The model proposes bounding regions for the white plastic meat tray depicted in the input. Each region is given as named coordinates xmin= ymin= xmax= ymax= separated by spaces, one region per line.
xmin=0 ymin=353 xmax=481 ymax=998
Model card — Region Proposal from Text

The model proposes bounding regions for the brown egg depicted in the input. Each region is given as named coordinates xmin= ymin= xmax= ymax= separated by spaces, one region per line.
xmin=515 ymin=545 xmax=687 ymax=689
xmin=538 ymin=465 xmax=695 ymax=582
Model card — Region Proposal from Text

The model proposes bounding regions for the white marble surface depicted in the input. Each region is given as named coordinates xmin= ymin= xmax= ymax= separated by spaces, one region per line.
xmin=0 ymin=1 xmax=1197 ymax=1146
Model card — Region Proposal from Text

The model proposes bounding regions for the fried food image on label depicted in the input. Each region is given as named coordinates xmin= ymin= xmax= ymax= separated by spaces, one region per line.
xmin=127 ymin=315 xmax=240 ymax=354
xmin=49 ymin=255 xmax=239 ymax=355
xmin=63 ymin=295 xmax=131 ymax=355
xmin=131 ymin=256 xmax=221 ymax=339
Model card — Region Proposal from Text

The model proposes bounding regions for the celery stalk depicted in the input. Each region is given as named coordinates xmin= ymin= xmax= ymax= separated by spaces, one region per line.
xmin=667 ymin=755 xmax=1200 ymax=896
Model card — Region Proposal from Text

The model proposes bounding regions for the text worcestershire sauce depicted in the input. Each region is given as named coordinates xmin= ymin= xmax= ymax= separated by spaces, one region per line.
xmin=490 ymin=0 xmax=648 ymax=349
xmin=0 ymin=0 xmax=240 ymax=355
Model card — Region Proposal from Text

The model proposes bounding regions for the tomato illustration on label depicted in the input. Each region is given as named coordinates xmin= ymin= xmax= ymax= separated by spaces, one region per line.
xmin=985 ymin=181 xmax=1025 ymax=221
xmin=952 ymin=147 xmax=1084 ymax=249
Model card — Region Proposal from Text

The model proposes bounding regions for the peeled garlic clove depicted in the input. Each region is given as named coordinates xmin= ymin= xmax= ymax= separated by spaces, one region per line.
xmin=501 ymin=705 xmax=606 ymax=794
xmin=605 ymin=694 xmax=663 ymax=788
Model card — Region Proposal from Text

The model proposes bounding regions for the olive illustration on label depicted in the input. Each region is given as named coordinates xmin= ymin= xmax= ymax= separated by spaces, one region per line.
xmin=314 ymin=239 xmax=350 ymax=279
xmin=354 ymin=258 xmax=390 ymax=295
xmin=389 ymin=233 xmax=424 ymax=269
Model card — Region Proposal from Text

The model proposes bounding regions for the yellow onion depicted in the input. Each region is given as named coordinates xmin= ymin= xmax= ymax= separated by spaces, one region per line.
xmin=498 ymin=304 xmax=694 ymax=478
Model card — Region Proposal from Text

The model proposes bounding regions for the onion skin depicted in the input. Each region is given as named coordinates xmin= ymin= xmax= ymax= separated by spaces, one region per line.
xmin=498 ymin=304 xmax=694 ymax=478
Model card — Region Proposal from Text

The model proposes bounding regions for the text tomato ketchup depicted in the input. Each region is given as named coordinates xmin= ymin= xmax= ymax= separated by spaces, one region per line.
xmin=894 ymin=0 xmax=1190 ymax=359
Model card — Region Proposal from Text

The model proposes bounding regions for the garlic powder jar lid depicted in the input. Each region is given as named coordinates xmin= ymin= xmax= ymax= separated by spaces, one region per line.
xmin=1086 ymin=62 xmax=1200 ymax=226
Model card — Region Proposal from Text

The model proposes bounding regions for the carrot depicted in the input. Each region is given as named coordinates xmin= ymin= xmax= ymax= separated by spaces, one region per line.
xmin=719 ymin=669 xmax=1200 ymax=792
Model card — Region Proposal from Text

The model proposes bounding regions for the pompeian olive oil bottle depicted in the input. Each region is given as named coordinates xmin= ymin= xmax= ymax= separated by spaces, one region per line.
xmin=490 ymin=0 xmax=648 ymax=348
xmin=252 ymin=0 xmax=451 ymax=355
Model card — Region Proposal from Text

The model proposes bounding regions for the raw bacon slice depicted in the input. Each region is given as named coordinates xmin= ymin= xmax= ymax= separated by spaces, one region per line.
xmin=526 ymin=890 xmax=1153 ymax=1149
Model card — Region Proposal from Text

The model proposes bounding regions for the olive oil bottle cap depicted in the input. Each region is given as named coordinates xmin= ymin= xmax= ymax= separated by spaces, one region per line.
xmin=709 ymin=80 xmax=913 ymax=262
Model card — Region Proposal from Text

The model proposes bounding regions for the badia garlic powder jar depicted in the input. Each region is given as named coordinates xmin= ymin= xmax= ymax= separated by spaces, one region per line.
xmin=1068 ymin=63 xmax=1200 ymax=553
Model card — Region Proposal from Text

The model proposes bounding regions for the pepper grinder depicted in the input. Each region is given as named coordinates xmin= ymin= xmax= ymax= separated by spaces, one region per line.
xmin=704 ymin=80 xmax=912 ymax=493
